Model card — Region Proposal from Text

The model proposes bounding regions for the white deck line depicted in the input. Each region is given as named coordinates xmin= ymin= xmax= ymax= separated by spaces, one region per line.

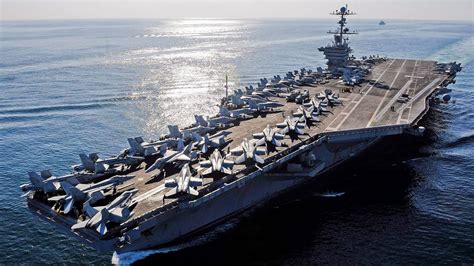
xmin=331 ymin=59 xmax=397 ymax=131
xmin=396 ymin=77 xmax=442 ymax=114
xmin=366 ymin=60 xmax=407 ymax=127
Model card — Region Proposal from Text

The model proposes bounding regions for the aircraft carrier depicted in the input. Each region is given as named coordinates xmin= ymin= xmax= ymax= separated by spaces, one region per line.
xmin=22 ymin=6 xmax=461 ymax=256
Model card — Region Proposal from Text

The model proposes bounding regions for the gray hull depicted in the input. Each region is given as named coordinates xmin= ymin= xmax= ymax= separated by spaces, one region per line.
xmin=115 ymin=137 xmax=378 ymax=253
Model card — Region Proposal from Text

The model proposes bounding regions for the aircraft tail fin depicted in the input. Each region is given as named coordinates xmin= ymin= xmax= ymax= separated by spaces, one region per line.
xmin=28 ymin=172 xmax=44 ymax=190
xmin=40 ymin=170 xmax=52 ymax=179
xmin=254 ymin=154 xmax=265 ymax=164
xmin=248 ymin=99 xmax=258 ymax=110
xmin=79 ymin=154 xmax=95 ymax=172
xmin=219 ymin=106 xmax=231 ymax=117
xmin=128 ymin=138 xmax=144 ymax=156
xmin=159 ymin=143 xmax=168 ymax=156
xmin=167 ymin=125 xmax=181 ymax=138
xmin=194 ymin=115 xmax=208 ymax=127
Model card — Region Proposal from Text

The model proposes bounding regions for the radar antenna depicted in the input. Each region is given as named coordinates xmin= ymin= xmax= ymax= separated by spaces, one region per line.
xmin=327 ymin=4 xmax=357 ymax=46
xmin=318 ymin=5 xmax=358 ymax=72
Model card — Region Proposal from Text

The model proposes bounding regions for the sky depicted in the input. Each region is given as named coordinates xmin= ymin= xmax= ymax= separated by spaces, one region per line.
xmin=0 ymin=0 xmax=472 ymax=21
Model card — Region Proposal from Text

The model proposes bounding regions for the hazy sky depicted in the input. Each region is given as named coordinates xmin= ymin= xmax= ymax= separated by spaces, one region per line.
xmin=1 ymin=0 xmax=472 ymax=21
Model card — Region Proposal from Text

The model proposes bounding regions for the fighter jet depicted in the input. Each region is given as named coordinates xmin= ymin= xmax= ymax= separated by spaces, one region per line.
xmin=199 ymin=149 xmax=234 ymax=176
xmin=71 ymin=189 xmax=138 ymax=236
xmin=20 ymin=170 xmax=80 ymax=195
xmin=126 ymin=137 xmax=168 ymax=157
xmin=293 ymin=106 xmax=321 ymax=125
xmin=167 ymin=125 xmax=214 ymax=140
xmin=252 ymin=125 xmax=285 ymax=147
xmin=247 ymin=98 xmax=284 ymax=112
xmin=276 ymin=116 xmax=305 ymax=140
xmin=230 ymin=138 xmax=267 ymax=164
xmin=193 ymin=132 xmax=228 ymax=154
xmin=145 ymin=143 xmax=197 ymax=173
xmin=193 ymin=115 xmax=236 ymax=128
xmin=72 ymin=153 xmax=101 ymax=172
xmin=231 ymin=94 xmax=246 ymax=107
xmin=96 ymin=154 xmax=144 ymax=167
xmin=72 ymin=153 xmax=124 ymax=175
xmin=48 ymin=175 xmax=134 ymax=214
xmin=218 ymin=106 xmax=254 ymax=120
xmin=317 ymin=90 xmax=341 ymax=107
xmin=164 ymin=164 xmax=203 ymax=197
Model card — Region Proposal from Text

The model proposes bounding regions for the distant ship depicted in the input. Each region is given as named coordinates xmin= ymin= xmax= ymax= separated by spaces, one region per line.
xmin=379 ymin=20 xmax=386 ymax=25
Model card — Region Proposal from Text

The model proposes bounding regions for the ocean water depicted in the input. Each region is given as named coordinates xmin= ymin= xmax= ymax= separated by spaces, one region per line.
xmin=0 ymin=19 xmax=473 ymax=264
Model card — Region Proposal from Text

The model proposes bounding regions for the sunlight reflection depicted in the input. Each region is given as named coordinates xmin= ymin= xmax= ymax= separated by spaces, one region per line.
xmin=126 ymin=19 xmax=246 ymax=138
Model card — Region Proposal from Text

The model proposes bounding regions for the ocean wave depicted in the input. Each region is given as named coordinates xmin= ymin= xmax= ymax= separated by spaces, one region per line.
xmin=443 ymin=134 xmax=474 ymax=148
xmin=0 ymin=102 xmax=113 ymax=115
xmin=113 ymin=217 xmax=240 ymax=265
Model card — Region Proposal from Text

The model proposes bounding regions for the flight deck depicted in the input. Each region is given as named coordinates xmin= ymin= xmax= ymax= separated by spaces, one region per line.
xmin=27 ymin=58 xmax=455 ymax=242
xmin=118 ymin=59 xmax=452 ymax=218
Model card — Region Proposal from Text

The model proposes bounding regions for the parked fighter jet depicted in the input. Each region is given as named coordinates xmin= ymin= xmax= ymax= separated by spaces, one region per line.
xmin=20 ymin=170 xmax=79 ymax=195
xmin=72 ymin=153 xmax=127 ymax=175
xmin=218 ymin=106 xmax=254 ymax=120
xmin=293 ymin=106 xmax=321 ymax=125
xmin=164 ymin=164 xmax=203 ymax=197
xmin=72 ymin=153 xmax=101 ymax=172
xmin=193 ymin=115 xmax=236 ymax=128
xmin=230 ymin=138 xmax=267 ymax=164
xmin=231 ymin=94 xmax=246 ymax=107
xmin=145 ymin=143 xmax=197 ymax=173
xmin=252 ymin=125 xmax=285 ymax=147
xmin=342 ymin=68 xmax=364 ymax=85
xmin=247 ymin=98 xmax=284 ymax=112
xmin=97 ymin=154 xmax=144 ymax=167
xmin=167 ymin=125 xmax=214 ymax=140
xmin=240 ymin=94 xmax=269 ymax=104
xmin=126 ymin=137 xmax=168 ymax=157
xmin=276 ymin=116 xmax=305 ymax=140
xmin=193 ymin=132 xmax=228 ymax=154
xmin=48 ymin=175 xmax=134 ymax=214
xmin=199 ymin=149 xmax=234 ymax=176
xmin=71 ymin=189 xmax=138 ymax=235
xmin=252 ymin=90 xmax=277 ymax=98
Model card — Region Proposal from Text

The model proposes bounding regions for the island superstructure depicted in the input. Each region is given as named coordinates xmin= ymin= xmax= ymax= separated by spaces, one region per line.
xmin=22 ymin=6 xmax=461 ymax=255
xmin=318 ymin=5 xmax=357 ymax=71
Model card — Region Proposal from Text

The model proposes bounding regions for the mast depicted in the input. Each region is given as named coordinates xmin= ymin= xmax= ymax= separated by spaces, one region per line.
xmin=225 ymin=75 xmax=228 ymax=101
xmin=319 ymin=5 xmax=357 ymax=72
xmin=327 ymin=4 xmax=357 ymax=46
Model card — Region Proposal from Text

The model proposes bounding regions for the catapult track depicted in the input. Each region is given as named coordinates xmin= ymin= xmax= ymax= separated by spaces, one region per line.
xmin=27 ymin=58 xmax=457 ymax=253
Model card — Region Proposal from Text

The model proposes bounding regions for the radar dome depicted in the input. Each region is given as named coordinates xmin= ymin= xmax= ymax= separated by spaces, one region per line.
xmin=340 ymin=6 xmax=346 ymax=13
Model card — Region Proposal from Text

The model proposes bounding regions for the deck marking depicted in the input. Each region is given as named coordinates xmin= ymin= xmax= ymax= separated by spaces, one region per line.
xmin=373 ymin=60 xmax=417 ymax=125
xmin=397 ymin=60 xmax=419 ymax=124
xmin=132 ymin=184 xmax=166 ymax=203
xmin=367 ymin=60 xmax=407 ymax=127
xmin=396 ymin=77 xmax=441 ymax=113
xmin=332 ymin=59 xmax=397 ymax=131
xmin=326 ymin=59 xmax=396 ymax=130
